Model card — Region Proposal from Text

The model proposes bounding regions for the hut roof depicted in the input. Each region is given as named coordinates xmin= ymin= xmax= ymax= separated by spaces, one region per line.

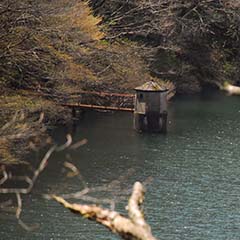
xmin=135 ymin=81 xmax=168 ymax=92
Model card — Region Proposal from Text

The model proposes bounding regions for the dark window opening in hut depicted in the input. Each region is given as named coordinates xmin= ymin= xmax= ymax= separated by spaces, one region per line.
xmin=139 ymin=93 xmax=144 ymax=102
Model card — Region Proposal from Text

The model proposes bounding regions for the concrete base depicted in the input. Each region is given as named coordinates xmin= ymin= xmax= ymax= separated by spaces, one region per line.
xmin=134 ymin=112 xmax=167 ymax=133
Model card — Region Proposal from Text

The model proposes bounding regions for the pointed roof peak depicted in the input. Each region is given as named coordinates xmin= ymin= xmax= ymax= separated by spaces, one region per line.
xmin=135 ymin=81 xmax=168 ymax=92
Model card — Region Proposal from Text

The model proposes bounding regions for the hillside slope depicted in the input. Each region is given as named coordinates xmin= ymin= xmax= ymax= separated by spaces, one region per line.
xmin=91 ymin=0 xmax=240 ymax=93
xmin=0 ymin=0 xmax=170 ymax=121
xmin=0 ymin=0 xmax=171 ymax=164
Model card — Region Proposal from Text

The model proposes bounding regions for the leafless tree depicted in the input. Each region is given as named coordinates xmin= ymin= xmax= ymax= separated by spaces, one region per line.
xmin=91 ymin=0 xmax=240 ymax=91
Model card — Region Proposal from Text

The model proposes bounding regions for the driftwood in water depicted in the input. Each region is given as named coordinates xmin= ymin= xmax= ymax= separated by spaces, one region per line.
xmin=221 ymin=82 xmax=240 ymax=95
xmin=52 ymin=182 xmax=157 ymax=240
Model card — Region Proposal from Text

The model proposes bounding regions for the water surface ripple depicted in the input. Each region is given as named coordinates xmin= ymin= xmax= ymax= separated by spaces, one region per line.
xmin=1 ymin=93 xmax=240 ymax=240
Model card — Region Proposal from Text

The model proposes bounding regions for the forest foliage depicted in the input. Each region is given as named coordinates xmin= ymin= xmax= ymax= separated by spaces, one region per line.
xmin=3 ymin=0 xmax=238 ymax=99
xmin=0 ymin=0 xmax=157 ymax=96
xmin=1 ymin=0 xmax=240 ymax=98
xmin=1 ymin=1 xmax=240 ymax=236
xmin=0 ymin=0 xmax=163 ymax=164
xmin=91 ymin=0 xmax=240 ymax=93
xmin=0 ymin=0 xmax=101 ymax=89
xmin=1 ymin=0 xmax=240 ymax=163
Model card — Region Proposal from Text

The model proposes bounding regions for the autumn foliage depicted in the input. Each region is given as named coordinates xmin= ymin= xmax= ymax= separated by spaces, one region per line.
xmin=0 ymin=0 xmax=160 ymax=97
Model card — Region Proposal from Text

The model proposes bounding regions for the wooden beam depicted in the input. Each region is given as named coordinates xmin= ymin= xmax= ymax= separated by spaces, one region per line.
xmin=61 ymin=103 xmax=134 ymax=112
xmin=70 ymin=90 xmax=134 ymax=98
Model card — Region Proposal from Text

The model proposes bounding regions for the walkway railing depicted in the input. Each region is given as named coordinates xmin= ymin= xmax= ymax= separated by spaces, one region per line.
xmin=61 ymin=90 xmax=135 ymax=112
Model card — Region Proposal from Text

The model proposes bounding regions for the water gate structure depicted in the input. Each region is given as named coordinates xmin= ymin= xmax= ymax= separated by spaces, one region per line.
xmin=62 ymin=81 xmax=169 ymax=133
xmin=134 ymin=81 xmax=168 ymax=133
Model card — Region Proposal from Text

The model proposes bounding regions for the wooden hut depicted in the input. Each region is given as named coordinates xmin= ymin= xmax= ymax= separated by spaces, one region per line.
xmin=134 ymin=81 xmax=168 ymax=133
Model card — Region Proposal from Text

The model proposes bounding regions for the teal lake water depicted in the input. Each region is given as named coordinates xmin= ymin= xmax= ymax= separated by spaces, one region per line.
xmin=1 ymin=92 xmax=240 ymax=239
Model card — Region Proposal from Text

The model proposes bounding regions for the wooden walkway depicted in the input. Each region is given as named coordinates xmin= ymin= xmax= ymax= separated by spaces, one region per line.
xmin=62 ymin=90 xmax=135 ymax=112
xmin=69 ymin=90 xmax=134 ymax=98
xmin=61 ymin=103 xmax=134 ymax=112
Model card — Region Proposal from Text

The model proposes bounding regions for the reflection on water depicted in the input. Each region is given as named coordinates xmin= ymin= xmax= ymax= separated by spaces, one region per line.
xmin=1 ymin=92 xmax=240 ymax=240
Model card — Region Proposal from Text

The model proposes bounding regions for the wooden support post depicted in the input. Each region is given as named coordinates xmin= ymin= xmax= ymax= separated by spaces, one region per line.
xmin=72 ymin=108 xmax=76 ymax=118
xmin=160 ymin=112 xmax=168 ymax=134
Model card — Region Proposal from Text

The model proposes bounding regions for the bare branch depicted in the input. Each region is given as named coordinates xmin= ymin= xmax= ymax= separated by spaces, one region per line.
xmin=16 ymin=193 xmax=22 ymax=219
xmin=128 ymin=182 xmax=148 ymax=227
xmin=63 ymin=161 xmax=80 ymax=178
xmin=56 ymin=134 xmax=72 ymax=152
xmin=69 ymin=139 xmax=88 ymax=150
xmin=52 ymin=182 xmax=157 ymax=240
xmin=0 ymin=200 xmax=13 ymax=209
xmin=0 ymin=168 xmax=8 ymax=185
xmin=0 ymin=145 xmax=56 ymax=194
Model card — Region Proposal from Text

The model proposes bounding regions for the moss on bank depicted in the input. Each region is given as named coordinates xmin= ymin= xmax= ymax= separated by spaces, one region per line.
xmin=0 ymin=94 xmax=71 ymax=124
